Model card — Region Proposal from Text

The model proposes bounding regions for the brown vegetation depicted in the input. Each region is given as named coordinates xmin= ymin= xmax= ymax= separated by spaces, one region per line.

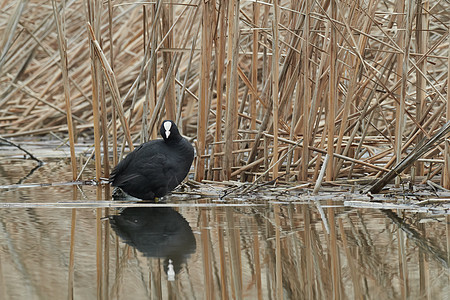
xmin=0 ymin=0 xmax=449 ymax=188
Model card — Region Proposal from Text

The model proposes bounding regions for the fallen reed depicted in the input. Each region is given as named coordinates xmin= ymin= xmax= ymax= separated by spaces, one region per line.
xmin=0 ymin=0 xmax=449 ymax=188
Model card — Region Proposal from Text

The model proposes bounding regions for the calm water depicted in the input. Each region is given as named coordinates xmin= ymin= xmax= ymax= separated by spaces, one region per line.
xmin=0 ymin=157 xmax=449 ymax=299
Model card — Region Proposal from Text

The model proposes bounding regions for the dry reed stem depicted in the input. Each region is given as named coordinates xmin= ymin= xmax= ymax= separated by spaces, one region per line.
xmin=161 ymin=2 xmax=176 ymax=121
xmin=86 ymin=1 xmax=103 ymax=182
xmin=52 ymin=0 xmax=77 ymax=179
xmin=213 ymin=1 xmax=226 ymax=181
xmin=445 ymin=31 xmax=450 ymax=188
xmin=415 ymin=1 xmax=428 ymax=177
xmin=224 ymin=0 xmax=240 ymax=180
xmin=299 ymin=0 xmax=311 ymax=182
xmin=86 ymin=23 xmax=134 ymax=152
xmin=0 ymin=0 xmax=27 ymax=71
xmin=141 ymin=5 xmax=149 ymax=143
xmin=326 ymin=1 xmax=337 ymax=181
xmin=195 ymin=0 xmax=213 ymax=181
xmin=251 ymin=1 xmax=259 ymax=132
xmin=270 ymin=0 xmax=280 ymax=181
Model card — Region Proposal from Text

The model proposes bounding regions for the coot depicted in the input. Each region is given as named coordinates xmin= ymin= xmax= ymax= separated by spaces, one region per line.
xmin=110 ymin=120 xmax=194 ymax=200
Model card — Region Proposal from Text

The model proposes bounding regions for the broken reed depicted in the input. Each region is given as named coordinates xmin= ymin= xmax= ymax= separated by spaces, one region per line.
xmin=0 ymin=1 xmax=449 ymax=187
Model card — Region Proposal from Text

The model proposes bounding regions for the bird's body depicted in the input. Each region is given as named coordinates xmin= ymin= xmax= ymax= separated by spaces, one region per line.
xmin=110 ymin=120 xmax=194 ymax=200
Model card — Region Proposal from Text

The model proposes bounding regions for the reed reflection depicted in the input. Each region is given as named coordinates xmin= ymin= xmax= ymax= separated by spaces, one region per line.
xmin=110 ymin=207 xmax=196 ymax=280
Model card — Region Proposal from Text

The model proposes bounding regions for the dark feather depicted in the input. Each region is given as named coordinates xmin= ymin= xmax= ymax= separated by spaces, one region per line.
xmin=110 ymin=121 xmax=194 ymax=200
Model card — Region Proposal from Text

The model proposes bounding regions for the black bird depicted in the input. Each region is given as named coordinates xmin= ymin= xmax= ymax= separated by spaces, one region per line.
xmin=110 ymin=120 xmax=194 ymax=200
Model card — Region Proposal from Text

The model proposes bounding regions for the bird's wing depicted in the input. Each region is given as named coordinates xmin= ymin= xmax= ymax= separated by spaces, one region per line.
xmin=111 ymin=152 xmax=172 ymax=189
xmin=109 ymin=144 xmax=145 ymax=182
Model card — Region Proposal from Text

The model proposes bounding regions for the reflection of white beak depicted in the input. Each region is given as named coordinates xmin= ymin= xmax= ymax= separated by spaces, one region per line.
xmin=167 ymin=259 xmax=175 ymax=281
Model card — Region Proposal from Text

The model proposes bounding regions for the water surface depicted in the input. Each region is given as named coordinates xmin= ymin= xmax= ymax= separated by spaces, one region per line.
xmin=0 ymin=158 xmax=449 ymax=299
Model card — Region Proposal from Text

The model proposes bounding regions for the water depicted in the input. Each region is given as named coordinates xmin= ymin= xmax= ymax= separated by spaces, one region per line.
xmin=0 ymin=157 xmax=449 ymax=299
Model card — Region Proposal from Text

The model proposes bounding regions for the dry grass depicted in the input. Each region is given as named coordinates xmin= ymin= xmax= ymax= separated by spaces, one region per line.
xmin=0 ymin=0 xmax=449 ymax=187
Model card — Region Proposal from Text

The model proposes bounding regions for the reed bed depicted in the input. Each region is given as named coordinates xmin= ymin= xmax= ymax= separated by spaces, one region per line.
xmin=0 ymin=0 xmax=449 ymax=188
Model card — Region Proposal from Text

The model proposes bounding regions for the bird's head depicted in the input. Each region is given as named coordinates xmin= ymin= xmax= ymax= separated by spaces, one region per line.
xmin=160 ymin=120 xmax=180 ymax=142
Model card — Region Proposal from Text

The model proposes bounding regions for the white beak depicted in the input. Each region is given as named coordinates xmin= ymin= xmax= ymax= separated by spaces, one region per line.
xmin=163 ymin=121 xmax=172 ymax=139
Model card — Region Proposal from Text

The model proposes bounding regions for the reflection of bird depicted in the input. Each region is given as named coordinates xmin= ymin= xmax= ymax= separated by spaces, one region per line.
xmin=110 ymin=120 xmax=194 ymax=200
xmin=110 ymin=207 xmax=196 ymax=277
